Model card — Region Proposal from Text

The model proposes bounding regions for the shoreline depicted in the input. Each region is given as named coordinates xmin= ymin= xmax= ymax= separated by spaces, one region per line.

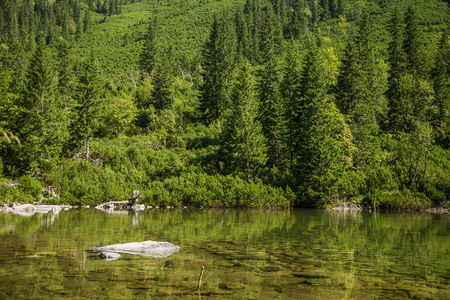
xmin=1 ymin=203 xmax=449 ymax=214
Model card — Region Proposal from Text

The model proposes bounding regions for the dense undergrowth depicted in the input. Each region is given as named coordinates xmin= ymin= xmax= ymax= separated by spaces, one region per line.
xmin=2 ymin=125 xmax=449 ymax=209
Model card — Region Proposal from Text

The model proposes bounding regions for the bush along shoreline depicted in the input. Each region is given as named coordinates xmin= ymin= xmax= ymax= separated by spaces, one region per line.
xmin=0 ymin=172 xmax=294 ymax=209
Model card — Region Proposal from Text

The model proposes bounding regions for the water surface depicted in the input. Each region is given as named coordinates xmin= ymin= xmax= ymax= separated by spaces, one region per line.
xmin=0 ymin=209 xmax=448 ymax=299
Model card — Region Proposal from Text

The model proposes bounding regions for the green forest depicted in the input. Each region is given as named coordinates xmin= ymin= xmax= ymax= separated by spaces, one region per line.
xmin=0 ymin=0 xmax=449 ymax=209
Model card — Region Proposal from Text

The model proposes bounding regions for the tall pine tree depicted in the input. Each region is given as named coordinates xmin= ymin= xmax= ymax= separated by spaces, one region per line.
xmin=258 ymin=6 xmax=286 ymax=168
xmin=151 ymin=65 xmax=172 ymax=110
xmin=431 ymin=31 xmax=449 ymax=126
xmin=140 ymin=16 xmax=157 ymax=76
xmin=357 ymin=12 xmax=386 ymax=129
xmin=280 ymin=42 xmax=301 ymax=170
xmin=387 ymin=7 xmax=410 ymax=131
xmin=336 ymin=37 xmax=373 ymax=132
xmin=21 ymin=43 xmax=67 ymax=175
xmin=219 ymin=61 xmax=267 ymax=180
xmin=199 ymin=13 xmax=237 ymax=124
xmin=72 ymin=54 xmax=102 ymax=160
xmin=336 ymin=37 xmax=376 ymax=167
xmin=294 ymin=46 xmax=354 ymax=206
xmin=56 ymin=39 xmax=72 ymax=103
xmin=403 ymin=6 xmax=423 ymax=77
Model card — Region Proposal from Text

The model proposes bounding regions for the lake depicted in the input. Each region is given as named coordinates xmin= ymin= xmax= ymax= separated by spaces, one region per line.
xmin=0 ymin=209 xmax=448 ymax=299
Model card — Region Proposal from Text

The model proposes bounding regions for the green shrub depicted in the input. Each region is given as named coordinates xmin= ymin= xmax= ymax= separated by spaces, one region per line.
xmin=140 ymin=171 xmax=293 ymax=207
xmin=0 ymin=184 xmax=34 ymax=204
xmin=19 ymin=175 xmax=43 ymax=200
xmin=366 ymin=189 xmax=430 ymax=210
xmin=421 ymin=181 xmax=448 ymax=207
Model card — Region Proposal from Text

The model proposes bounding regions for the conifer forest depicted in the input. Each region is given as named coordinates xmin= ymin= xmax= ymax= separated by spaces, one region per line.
xmin=0 ymin=0 xmax=449 ymax=209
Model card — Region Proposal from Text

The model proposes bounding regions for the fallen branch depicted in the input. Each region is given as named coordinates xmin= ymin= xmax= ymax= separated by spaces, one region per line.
xmin=197 ymin=266 xmax=205 ymax=291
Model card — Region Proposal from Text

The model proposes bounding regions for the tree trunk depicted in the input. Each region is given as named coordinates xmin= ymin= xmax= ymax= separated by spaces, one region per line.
xmin=86 ymin=136 xmax=90 ymax=160
xmin=246 ymin=156 xmax=250 ymax=182
xmin=422 ymin=151 xmax=428 ymax=182
xmin=410 ymin=152 xmax=420 ymax=188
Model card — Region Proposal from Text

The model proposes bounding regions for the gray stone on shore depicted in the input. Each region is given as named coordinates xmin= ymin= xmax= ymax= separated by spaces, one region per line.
xmin=133 ymin=204 xmax=145 ymax=211
xmin=3 ymin=204 xmax=62 ymax=216
xmin=95 ymin=241 xmax=181 ymax=258
xmin=97 ymin=252 xmax=121 ymax=261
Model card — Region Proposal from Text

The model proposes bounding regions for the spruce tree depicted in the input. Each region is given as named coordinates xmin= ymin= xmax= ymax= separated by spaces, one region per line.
xmin=0 ymin=45 xmax=22 ymax=156
xmin=199 ymin=15 xmax=221 ymax=123
xmin=403 ymin=6 xmax=433 ymax=126
xmin=21 ymin=43 xmax=67 ymax=174
xmin=320 ymin=0 xmax=330 ymax=21
xmin=61 ymin=11 xmax=70 ymax=39
xmin=115 ymin=0 xmax=120 ymax=15
xmin=83 ymin=10 xmax=91 ymax=33
xmin=357 ymin=12 xmax=386 ymax=129
xmin=244 ymin=0 xmax=262 ymax=63
xmin=110 ymin=0 xmax=116 ymax=15
xmin=140 ymin=16 xmax=157 ymax=76
xmin=0 ymin=6 xmax=4 ymax=43
xmin=75 ymin=2 xmax=83 ymax=38
xmin=199 ymin=13 xmax=237 ymax=123
xmin=387 ymin=7 xmax=410 ymax=131
xmin=336 ymin=37 xmax=376 ymax=166
xmin=219 ymin=61 xmax=267 ymax=180
xmin=280 ymin=43 xmax=301 ymax=170
xmin=258 ymin=6 xmax=286 ymax=168
xmin=56 ymin=39 xmax=72 ymax=101
xmin=357 ymin=13 xmax=373 ymax=72
xmin=297 ymin=0 xmax=309 ymax=34
xmin=329 ymin=0 xmax=337 ymax=18
xmin=336 ymin=37 xmax=373 ymax=130
xmin=285 ymin=9 xmax=301 ymax=40
xmin=277 ymin=0 xmax=287 ymax=31
xmin=235 ymin=7 xmax=246 ymax=60
xmin=294 ymin=46 xmax=327 ymax=160
xmin=337 ymin=39 xmax=361 ymax=114
xmin=46 ymin=8 xmax=56 ymax=44
xmin=403 ymin=6 xmax=422 ymax=77
xmin=151 ymin=66 xmax=172 ymax=110
xmin=309 ymin=0 xmax=318 ymax=25
xmin=337 ymin=0 xmax=344 ymax=16
xmin=72 ymin=54 xmax=102 ymax=160
xmin=261 ymin=3 xmax=281 ymax=46
xmin=294 ymin=46 xmax=353 ymax=206
xmin=4 ymin=0 xmax=19 ymax=44
xmin=102 ymin=0 xmax=108 ymax=22
xmin=239 ymin=16 xmax=250 ymax=62
xmin=431 ymin=31 xmax=449 ymax=126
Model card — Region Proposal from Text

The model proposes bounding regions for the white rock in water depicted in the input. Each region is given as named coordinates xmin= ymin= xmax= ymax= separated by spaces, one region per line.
xmin=12 ymin=204 xmax=36 ymax=212
xmin=133 ymin=204 xmax=145 ymax=211
xmin=95 ymin=241 xmax=181 ymax=258
xmin=97 ymin=252 xmax=121 ymax=261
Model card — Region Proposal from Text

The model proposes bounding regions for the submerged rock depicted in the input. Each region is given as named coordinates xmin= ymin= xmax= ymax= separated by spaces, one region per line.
xmin=35 ymin=205 xmax=62 ymax=214
xmin=97 ymin=252 xmax=121 ymax=261
xmin=95 ymin=241 xmax=181 ymax=258
xmin=133 ymin=204 xmax=145 ymax=211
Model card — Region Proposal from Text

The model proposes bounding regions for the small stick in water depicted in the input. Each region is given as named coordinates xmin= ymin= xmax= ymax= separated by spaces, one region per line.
xmin=197 ymin=266 xmax=205 ymax=291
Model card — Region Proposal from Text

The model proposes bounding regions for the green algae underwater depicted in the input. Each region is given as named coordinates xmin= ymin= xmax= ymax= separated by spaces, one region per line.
xmin=0 ymin=209 xmax=449 ymax=299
